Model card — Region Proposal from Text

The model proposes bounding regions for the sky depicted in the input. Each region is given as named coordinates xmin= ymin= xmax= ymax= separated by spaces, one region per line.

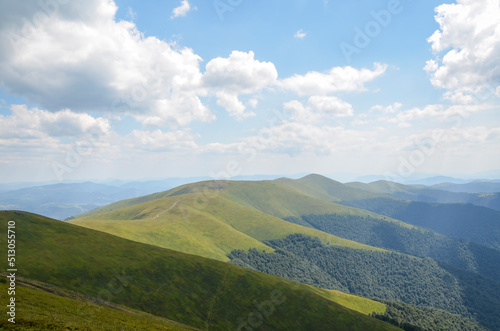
xmin=0 ymin=0 xmax=499 ymax=183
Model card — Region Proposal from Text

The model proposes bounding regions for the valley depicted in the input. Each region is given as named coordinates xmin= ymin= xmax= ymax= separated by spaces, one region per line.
xmin=2 ymin=174 xmax=500 ymax=330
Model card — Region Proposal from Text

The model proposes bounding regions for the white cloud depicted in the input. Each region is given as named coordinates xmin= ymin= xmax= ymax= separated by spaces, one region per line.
xmin=0 ymin=0 xmax=209 ymax=127
xmin=384 ymin=103 xmax=490 ymax=127
xmin=370 ymin=102 xmax=402 ymax=114
xmin=126 ymin=7 xmax=137 ymax=21
xmin=278 ymin=63 xmax=387 ymax=96
xmin=216 ymin=91 xmax=254 ymax=120
xmin=203 ymin=50 xmax=278 ymax=119
xmin=135 ymin=93 xmax=213 ymax=127
xmin=426 ymin=0 xmax=500 ymax=103
xmin=203 ymin=51 xmax=278 ymax=93
xmin=284 ymin=96 xmax=353 ymax=123
xmin=0 ymin=0 xmax=391 ymax=128
xmin=240 ymin=122 xmax=377 ymax=156
xmin=308 ymin=96 xmax=354 ymax=117
xmin=129 ymin=129 xmax=199 ymax=151
xmin=0 ymin=105 xmax=110 ymax=139
xmin=294 ymin=29 xmax=306 ymax=39
xmin=402 ymin=126 xmax=500 ymax=155
xmin=248 ymin=98 xmax=259 ymax=108
xmin=171 ymin=0 xmax=194 ymax=19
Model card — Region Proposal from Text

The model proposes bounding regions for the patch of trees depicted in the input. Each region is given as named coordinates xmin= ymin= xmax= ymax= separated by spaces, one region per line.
xmin=228 ymin=234 xmax=500 ymax=330
xmin=372 ymin=301 xmax=488 ymax=331
xmin=283 ymin=213 xmax=500 ymax=282
xmin=339 ymin=198 xmax=500 ymax=251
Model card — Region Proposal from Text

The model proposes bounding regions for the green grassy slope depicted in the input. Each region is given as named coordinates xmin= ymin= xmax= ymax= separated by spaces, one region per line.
xmin=76 ymin=176 xmax=390 ymax=219
xmin=287 ymin=174 xmax=388 ymax=201
xmin=0 ymin=211 xmax=400 ymax=331
xmin=304 ymin=285 xmax=386 ymax=316
xmin=0 ymin=277 xmax=198 ymax=330
xmin=71 ymin=193 xmax=383 ymax=261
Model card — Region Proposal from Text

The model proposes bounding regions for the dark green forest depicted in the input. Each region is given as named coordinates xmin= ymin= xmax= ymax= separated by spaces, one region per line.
xmin=339 ymin=198 xmax=500 ymax=250
xmin=371 ymin=301 xmax=488 ymax=331
xmin=228 ymin=234 xmax=500 ymax=330
xmin=283 ymin=213 xmax=500 ymax=281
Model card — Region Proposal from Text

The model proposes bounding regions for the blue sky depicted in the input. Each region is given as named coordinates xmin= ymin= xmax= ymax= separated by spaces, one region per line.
xmin=0 ymin=0 xmax=499 ymax=183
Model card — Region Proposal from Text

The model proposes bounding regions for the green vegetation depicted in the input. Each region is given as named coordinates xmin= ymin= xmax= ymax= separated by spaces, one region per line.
xmin=340 ymin=197 xmax=500 ymax=250
xmin=284 ymin=174 xmax=386 ymax=201
xmin=228 ymin=234 xmax=500 ymax=330
xmin=304 ymin=285 xmax=387 ymax=316
xmin=66 ymin=175 xmax=500 ymax=330
xmin=283 ymin=213 xmax=500 ymax=281
xmin=0 ymin=211 xmax=400 ymax=331
xmin=71 ymin=192 xmax=383 ymax=261
xmin=372 ymin=301 xmax=488 ymax=331
xmin=0 ymin=277 xmax=197 ymax=330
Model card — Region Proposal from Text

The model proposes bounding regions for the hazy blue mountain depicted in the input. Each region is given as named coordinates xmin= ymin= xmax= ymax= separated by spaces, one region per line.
xmin=404 ymin=176 xmax=471 ymax=185
xmin=0 ymin=182 xmax=143 ymax=219
xmin=340 ymin=198 xmax=500 ymax=251
xmin=346 ymin=180 xmax=500 ymax=211
xmin=432 ymin=181 xmax=500 ymax=193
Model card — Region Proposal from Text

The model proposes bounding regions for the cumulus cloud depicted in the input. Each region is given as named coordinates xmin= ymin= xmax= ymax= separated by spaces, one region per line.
xmin=383 ymin=103 xmax=490 ymax=127
xmin=203 ymin=50 xmax=278 ymax=118
xmin=401 ymin=126 xmax=500 ymax=156
xmin=215 ymin=91 xmax=253 ymax=120
xmin=294 ymin=29 xmax=306 ymax=39
xmin=308 ymin=96 xmax=354 ymax=117
xmin=0 ymin=0 xmax=391 ymax=128
xmin=239 ymin=122 xmax=376 ymax=156
xmin=285 ymin=96 xmax=353 ymax=123
xmin=0 ymin=0 xmax=209 ymax=127
xmin=425 ymin=0 xmax=500 ymax=103
xmin=171 ymin=0 xmax=193 ymax=19
xmin=278 ymin=63 xmax=387 ymax=96
xmin=129 ymin=129 xmax=199 ymax=151
xmin=0 ymin=105 xmax=110 ymax=139
xmin=134 ymin=93 xmax=213 ymax=127
xmin=370 ymin=102 xmax=402 ymax=114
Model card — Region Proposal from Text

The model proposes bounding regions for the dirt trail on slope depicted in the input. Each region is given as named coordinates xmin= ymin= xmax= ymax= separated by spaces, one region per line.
xmin=150 ymin=199 xmax=184 ymax=220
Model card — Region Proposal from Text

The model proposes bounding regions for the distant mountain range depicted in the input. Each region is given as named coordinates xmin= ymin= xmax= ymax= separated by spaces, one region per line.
xmin=2 ymin=174 xmax=500 ymax=329
xmin=67 ymin=174 xmax=500 ymax=330
xmin=1 ymin=173 xmax=500 ymax=220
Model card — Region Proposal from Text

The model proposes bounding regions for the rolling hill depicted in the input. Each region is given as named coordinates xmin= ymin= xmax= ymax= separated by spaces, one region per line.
xmin=67 ymin=174 xmax=500 ymax=329
xmin=229 ymin=234 xmax=500 ymax=330
xmin=0 ymin=276 xmax=198 ymax=330
xmin=71 ymin=192 xmax=384 ymax=261
xmin=72 ymin=175 xmax=500 ymax=280
xmin=346 ymin=180 xmax=500 ymax=211
xmin=0 ymin=210 xmax=399 ymax=331
xmin=340 ymin=197 xmax=500 ymax=251
xmin=271 ymin=174 xmax=500 ymax=252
